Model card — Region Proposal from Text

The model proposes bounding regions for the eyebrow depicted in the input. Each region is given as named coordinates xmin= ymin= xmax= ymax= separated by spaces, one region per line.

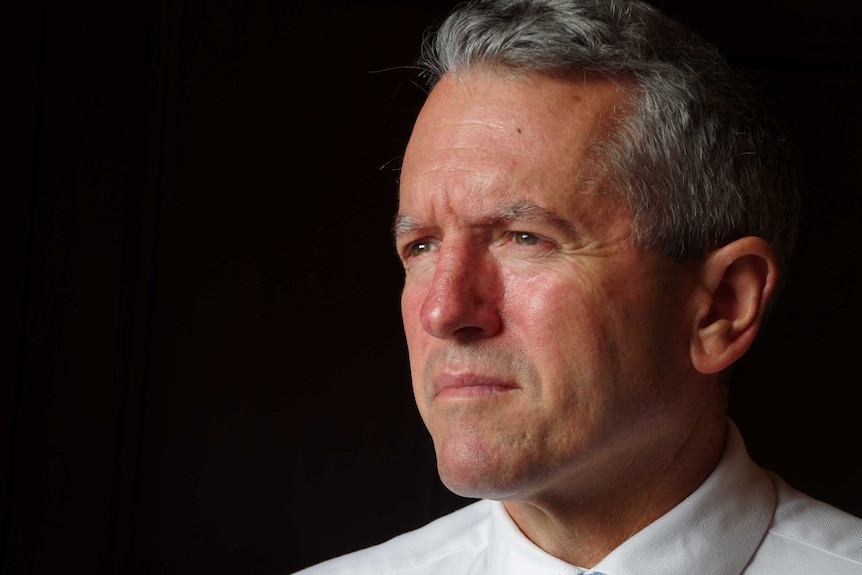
xmin=393 ymin=201 xmax=578 ymax=238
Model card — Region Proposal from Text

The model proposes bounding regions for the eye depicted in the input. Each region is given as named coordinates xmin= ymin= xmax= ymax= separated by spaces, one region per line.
xmin=401 ymin=238 xmax=437 ymax=261
xmin=512 ymin=232 xmax=541 ymax=246
xmin=501 ymin=230 xmax=558 ymax=257
xmin=410 ymin=241 xmax=433 ymax=257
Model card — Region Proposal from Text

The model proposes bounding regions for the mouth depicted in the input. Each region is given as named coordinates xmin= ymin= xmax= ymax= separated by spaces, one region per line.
xmin=432 ymin=371 xmax=519 ymax=401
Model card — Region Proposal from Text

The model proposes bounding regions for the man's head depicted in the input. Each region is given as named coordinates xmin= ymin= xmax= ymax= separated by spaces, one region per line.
xmin=394 ymin=0 xmax=798 ymax=526
xmin=414 ymin=0 xmax=800 ymax=276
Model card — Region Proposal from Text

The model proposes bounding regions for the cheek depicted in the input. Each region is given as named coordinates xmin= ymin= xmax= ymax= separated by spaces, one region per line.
xmin=508 ymin=270 xmax=608 ymax=346
xmin=401 ymin=285 xmax=429 ymax=342
xmin=507 ymin=268 xmax=641 ymax=396
xmin=400 ymin=286 xmax=430 ymax=379
xmin=507 ymin=275 xmax=604 ymax=377
xmin=400 ymin=287 xmax=416 ymax=332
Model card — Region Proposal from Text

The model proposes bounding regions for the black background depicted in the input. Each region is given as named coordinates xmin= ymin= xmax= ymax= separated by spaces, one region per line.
xmin=3 ymin=0 xmax=861 ymax=573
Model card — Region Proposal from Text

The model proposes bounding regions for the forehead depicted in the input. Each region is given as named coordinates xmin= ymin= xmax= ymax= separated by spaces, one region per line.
xmin=398 ymin=70 xmax=629 ymax=223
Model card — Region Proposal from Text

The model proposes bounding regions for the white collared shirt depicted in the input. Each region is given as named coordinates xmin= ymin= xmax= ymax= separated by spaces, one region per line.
xmin=294 ymin=422 xmax=862 ymax=574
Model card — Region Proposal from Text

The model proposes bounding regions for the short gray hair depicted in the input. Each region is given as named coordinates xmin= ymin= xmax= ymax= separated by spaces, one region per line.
xmin=415 ymin=0 xmax=800 ymax=286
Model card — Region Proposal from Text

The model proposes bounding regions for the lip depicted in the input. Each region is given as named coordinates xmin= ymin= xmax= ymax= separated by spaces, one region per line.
xmin=432 ymin=371 xmax=518 ymax=400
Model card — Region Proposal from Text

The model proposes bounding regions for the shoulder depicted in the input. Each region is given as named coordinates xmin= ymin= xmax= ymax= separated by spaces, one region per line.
xmin=748 ymin=472 xmax=862 ymax=574
xmin=291 ymin=500 xmax=492 ymax=575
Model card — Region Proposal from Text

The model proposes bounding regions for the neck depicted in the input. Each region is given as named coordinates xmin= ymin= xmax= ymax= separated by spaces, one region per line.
xmin=503 ymin=415 xmax=727 ymax=567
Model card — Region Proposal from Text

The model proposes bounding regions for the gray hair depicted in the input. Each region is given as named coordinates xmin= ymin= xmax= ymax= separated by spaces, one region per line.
xmin=415 ymin=0 xmax=800 ymax=286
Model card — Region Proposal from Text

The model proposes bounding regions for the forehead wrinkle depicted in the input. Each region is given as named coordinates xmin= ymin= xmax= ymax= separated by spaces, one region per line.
xmin=441 ymin=118 xmax=512 ymax=133
xmin=431 ymin=127 xmax=540 ymax=163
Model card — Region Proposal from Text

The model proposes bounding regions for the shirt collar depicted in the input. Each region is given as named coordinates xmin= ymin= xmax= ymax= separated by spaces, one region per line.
xmin=487 ymin=500 xmax=588 ymax=575
xmin=486 ymin=421 xmax=775 ymax=575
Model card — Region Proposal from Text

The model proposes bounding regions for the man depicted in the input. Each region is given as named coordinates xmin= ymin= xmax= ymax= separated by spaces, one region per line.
xmin=295 ymin=0 xmax=862 ymax=573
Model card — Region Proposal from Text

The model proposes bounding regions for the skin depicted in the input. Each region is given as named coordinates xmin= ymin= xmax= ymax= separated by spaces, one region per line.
xmin=394 ymin=70 xmax=776 ymax=566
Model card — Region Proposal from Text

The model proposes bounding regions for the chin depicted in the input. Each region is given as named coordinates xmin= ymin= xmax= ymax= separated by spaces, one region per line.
xmin=439 ymin=474 xmax=509 ymax=500
xmin=436 ymin=452 xmax=546 ymax=502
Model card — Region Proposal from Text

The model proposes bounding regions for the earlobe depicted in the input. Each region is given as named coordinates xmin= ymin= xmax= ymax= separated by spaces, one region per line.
xmin=690 ymin=237 xmax=778 ymax=375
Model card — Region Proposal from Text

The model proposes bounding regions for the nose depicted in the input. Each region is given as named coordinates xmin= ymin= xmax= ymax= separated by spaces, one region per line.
xmin=418 ymin=245 xmax=502 ymax=340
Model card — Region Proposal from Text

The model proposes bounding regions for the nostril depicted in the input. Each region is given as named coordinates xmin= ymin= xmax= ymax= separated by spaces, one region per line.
xmin=451 ymin=325 xmax=494 ymax=343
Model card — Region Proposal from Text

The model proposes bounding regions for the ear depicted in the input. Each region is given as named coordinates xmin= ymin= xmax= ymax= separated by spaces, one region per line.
xmin=690 ymin=237 xmax=778 ymax=375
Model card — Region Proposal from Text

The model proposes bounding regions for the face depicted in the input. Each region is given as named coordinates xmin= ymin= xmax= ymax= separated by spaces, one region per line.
xmin=396 ymin=71 xmax=705 ymax=504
